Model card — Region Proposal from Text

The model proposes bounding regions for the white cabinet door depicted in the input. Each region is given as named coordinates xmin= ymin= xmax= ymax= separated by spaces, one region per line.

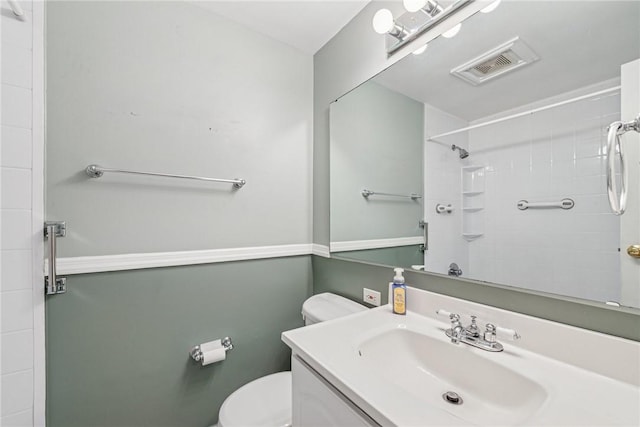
xmin=292 ymin=356 xmax=379 ymax=427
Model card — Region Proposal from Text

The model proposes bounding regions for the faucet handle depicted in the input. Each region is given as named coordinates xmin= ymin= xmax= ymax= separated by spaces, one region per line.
xmin=449 ymin=313 xmax=460 ymax=323
xmin=484 ymin=323 xmax=497 ymax=343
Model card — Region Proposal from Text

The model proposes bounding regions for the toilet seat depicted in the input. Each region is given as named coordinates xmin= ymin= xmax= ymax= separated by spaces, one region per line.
xmin=218 ymin=371 xmax=292 ymax=427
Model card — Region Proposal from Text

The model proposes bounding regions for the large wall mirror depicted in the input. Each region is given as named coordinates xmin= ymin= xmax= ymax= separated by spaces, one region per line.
xmin=330 ymin=1 xmax=640 ymax=309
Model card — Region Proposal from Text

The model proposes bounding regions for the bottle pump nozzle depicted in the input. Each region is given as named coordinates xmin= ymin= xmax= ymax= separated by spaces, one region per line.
xmin=393 ymin=268 xmax=405 ymax=284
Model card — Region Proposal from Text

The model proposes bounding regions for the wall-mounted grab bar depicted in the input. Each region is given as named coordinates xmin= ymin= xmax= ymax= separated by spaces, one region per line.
xmin=517 ymin=198 xmax=574 ymax=210
xmin=44 ymin=221 xmax=66 ymax=295
xmin=606 ymin=115 xmax=639 ymax=215
xmin=85 ymin=164 xmax=246 ymax=189
xmin=362 ymin=189 xmax=422 ymax=200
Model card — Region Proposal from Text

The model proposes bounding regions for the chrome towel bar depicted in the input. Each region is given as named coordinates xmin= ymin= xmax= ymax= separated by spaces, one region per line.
xmin=85 ymin=164 xmax=246 ymax=189
xmin=362 ymin=189 xmax=422 ymax=200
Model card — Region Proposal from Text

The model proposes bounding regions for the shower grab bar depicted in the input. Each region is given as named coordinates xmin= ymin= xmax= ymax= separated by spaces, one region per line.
xmin=85 ymin=164 xmax=246 ymax=189
xmin=517 ymin=198 xmax=574 ymax=210
xmin=606 ymin=115 xmax=639 ymax=215
xmin=362 ymin=189 xmax=422 ymax=200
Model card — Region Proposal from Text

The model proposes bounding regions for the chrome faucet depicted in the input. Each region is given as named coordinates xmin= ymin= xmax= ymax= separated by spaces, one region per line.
xmin=437 ymin=310 xmax=520 ymax=352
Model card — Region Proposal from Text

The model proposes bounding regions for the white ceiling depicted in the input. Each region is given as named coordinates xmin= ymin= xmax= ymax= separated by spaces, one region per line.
xmin=373 ymin=1 xmax=640 ymax=121
xmin=187 ymin=0 xmax=371 ymax=55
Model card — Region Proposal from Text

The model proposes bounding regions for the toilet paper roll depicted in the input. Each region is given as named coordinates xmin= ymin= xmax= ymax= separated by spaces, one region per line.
xmin=201 ymin=348 xmax=226 ymax=366
xmin=200 ymin=339 xmax=222 ymax=353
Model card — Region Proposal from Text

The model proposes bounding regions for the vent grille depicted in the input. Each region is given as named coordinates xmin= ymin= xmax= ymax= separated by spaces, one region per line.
xmin=451 ymin=37 xmax=539 ymax=86
xmin=473 ymin=54 xmax=513 ymax=75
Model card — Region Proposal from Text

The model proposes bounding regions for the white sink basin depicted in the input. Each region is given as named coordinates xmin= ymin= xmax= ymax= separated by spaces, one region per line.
xmin=357 ymin=328 xmax=547 ymax=425
xmin=283 ymin=288 xmax=640 ymax=427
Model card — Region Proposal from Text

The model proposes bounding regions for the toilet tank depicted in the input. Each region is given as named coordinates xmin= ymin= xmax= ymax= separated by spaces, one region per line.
xmin=301 ymin=293 xmax=367 ymax=326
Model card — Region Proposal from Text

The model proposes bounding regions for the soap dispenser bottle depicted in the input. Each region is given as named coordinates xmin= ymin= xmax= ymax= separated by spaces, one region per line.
xmin=391 ymin=267 xmax=406 ymax=315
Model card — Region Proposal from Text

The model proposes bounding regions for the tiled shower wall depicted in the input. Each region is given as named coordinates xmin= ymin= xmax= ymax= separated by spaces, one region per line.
xmin=1 ymin=0 xmax=40 ymax=425
xmin=424 ymin=105 xmax=469 ymax=275
xmin=467 ymin=80 xmax=621 ymax=302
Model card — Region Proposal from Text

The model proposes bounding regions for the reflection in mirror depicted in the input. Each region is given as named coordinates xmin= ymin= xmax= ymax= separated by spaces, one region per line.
xmin=330 ymin=81 xmax=425 ymax=268
xmin=330 ymin=1 xmax=640 ymax=309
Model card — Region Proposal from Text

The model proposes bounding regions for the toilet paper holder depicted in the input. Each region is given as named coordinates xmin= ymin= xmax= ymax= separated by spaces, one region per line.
xmin=190 ymin=336 xmax=233 ymax=362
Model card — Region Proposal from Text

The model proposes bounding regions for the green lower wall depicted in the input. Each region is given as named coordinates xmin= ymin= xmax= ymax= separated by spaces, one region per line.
xmin=46 ymin=256 xmax=312 ymax=427
xmin=46 ymin=254 xmax=639 ymax=427
xmin=313 ymin=256 xmax=640 ymax=341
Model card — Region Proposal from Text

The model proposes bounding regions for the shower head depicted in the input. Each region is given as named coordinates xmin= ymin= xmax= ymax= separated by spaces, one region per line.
xmin=451 ymin=144 xmax=469 ymax=159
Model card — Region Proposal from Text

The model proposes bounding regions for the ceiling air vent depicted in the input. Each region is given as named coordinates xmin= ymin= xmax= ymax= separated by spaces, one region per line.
xmin=451 ymin=37 xmax=539 ymax=86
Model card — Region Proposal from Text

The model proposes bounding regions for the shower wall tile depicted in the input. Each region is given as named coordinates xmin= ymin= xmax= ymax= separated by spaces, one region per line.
xmin=1 ymin=290 xmax=34 ymax=333
xmin=1 ymin=7 xmax=33 ymax=50
xmin=424 ymin=105 xmax=468 ymax=275
xmin=1 ymin=44 xmax=32 ymax=89
xmin=1 ymin=2 xmax=37 ymax=424
xmin=466 ymin=85 xmax=621 ymax=303
xmin=1 ymin=210 xmax=32 ymax=250
xmin=1 ymin=250 xmax=32 ymax=292
xmin=1 ymin=370 xmax=33 ymax=417
xmin=1 ymin=168 xmax=32 ymax=209
xmin=0 ymin=409 xmax=32 ymax=427
xmin=1 ymin=85 xmax=32 ymax=129
xmin=1 ymin=126 xmax=32 ymax=168
xmin=1 ymin=330 xmax=34 ymax=374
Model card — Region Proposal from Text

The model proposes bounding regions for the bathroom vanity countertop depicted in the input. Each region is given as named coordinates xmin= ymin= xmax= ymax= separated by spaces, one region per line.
xmin=282 ymin=294 xmax=640 ymax=427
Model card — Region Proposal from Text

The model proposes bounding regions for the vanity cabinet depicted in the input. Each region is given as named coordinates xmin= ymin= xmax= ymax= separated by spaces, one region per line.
xmin=291 ymin=356 xmax=379 ymax=427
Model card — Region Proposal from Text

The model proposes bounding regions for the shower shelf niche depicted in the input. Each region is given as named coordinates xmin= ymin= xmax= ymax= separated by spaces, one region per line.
xmin=462 ymin=166 xmax=485 ymax=240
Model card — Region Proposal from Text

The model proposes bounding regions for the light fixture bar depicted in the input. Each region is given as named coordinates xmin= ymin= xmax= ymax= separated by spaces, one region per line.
xmin=419 ymin=0 xmax=444 ymax=17
xmin=387 ymin=0 xmax=474 ymax=56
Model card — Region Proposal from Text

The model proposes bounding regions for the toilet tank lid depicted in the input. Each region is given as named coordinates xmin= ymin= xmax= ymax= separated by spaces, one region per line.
xmin=302 ymin=293 xmax=367 ymax=323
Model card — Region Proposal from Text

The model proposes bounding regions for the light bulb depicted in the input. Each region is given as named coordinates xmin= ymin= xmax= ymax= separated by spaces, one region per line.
xmin=372 ymin=9 xmax=395 ymax=34
xmin=442 ymin=22 xmax=462 ymax=38
xmin=412 ymin=44 xmax=428 ymax=55
xmin=403 ymin=0 xmax=427 ymax=13
xmin=480 ymin=0 xmax=501 ymax=13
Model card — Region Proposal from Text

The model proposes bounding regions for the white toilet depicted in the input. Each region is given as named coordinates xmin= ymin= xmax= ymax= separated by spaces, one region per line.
xmin=217 ymin=293 xmax=367 ymax=427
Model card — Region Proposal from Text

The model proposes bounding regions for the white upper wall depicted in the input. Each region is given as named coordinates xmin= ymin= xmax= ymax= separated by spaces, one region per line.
xmin=188 ymin=0 xmax=370 ymax=55
xmin=46 ymin=1 xmax=313 ymax=257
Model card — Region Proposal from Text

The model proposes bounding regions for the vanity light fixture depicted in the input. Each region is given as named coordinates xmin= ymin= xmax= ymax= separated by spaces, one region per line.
xmin=373 ymin=0 xmax=473 ymax=56
xmin=403 ymin=0 xmax=444 ymax=17
xmin=480 ymin=0 xmax=501 ymax=14
xmin=372 ymin=9 xmax=410 ymax=40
